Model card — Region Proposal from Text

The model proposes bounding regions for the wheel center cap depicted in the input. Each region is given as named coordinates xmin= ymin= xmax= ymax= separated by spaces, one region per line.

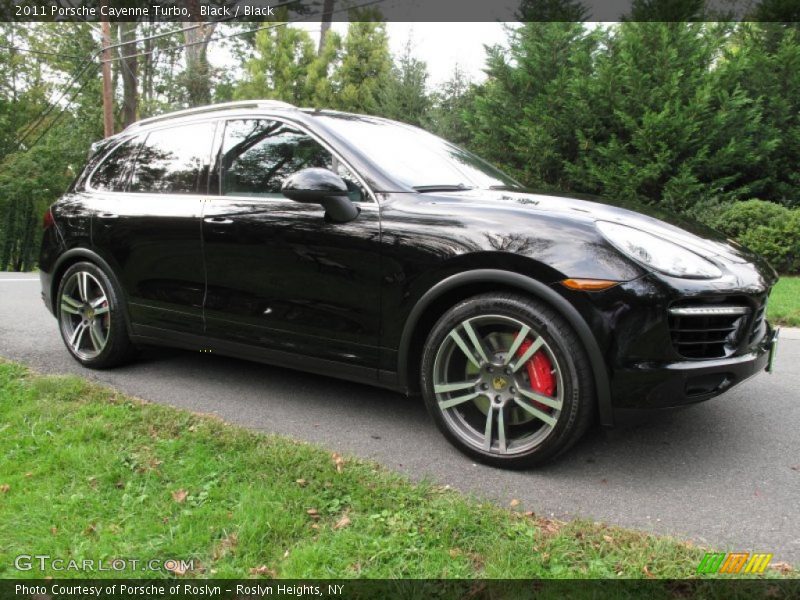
xmin=492 ymin=376 xmax=508 ymax=391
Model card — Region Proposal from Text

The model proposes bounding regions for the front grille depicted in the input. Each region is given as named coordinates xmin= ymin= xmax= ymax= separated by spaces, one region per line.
xmin=668 ymin=303 xmax=749 ymax=359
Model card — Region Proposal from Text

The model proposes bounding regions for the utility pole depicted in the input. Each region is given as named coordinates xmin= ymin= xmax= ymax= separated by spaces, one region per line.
xmin=101 ymin=17 xmax=114 ymax=137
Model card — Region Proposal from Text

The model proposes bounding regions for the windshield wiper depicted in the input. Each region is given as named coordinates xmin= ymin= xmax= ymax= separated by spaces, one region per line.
xmin=413 ymin=184 xmax=474 ymax=192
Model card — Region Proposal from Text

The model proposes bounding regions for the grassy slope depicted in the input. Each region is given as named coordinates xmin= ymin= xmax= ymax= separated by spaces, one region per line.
xmin=769 ymin=277 xmax=800 ymax=327
xmin=0 ymin=361 xmax=793 ymax=580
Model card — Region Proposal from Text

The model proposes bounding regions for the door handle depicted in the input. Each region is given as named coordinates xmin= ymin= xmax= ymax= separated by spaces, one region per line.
xmin=204 ymin=217 xmax=233 ymax=225
xmin=98 ymin=212 xmax=118 ymax=219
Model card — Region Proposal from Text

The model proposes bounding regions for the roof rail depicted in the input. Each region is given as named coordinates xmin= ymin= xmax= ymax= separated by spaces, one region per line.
xmin=125 ymin=100 xmax=296 ymax=131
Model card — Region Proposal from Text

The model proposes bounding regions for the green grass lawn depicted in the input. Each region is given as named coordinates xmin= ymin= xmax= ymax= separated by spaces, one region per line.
xmin=0 ymin=360 xmax=794 ymax=580
xmin=769 ymin=277 xmax=800 ymax=327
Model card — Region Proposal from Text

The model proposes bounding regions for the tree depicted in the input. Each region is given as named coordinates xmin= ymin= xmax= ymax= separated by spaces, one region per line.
xmin=467 ymin=21 xmax=597 ymax=187
xmin=305 ymin=29 xmax=342 ymax=108
xmin=235 ymin=17 xmax=316 ymax=104
xmin=377 ymin=36 xmax=430 ymax=126
xmin=715 ymin=23 xmax=800 ymax=207
xmin=566 ymin=22 xmax=777 ymax=211
xmin=0 ymin=23 xmax=102 ymax=271
xmin=327 ymin=17 xmax=392 ymax=114
xmin=426 ymin=64 xmax=474 ymax=146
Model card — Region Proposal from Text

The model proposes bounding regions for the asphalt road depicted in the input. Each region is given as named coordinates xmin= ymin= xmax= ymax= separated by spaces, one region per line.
xmin=1 ymin=271 xmax=798 ymax=564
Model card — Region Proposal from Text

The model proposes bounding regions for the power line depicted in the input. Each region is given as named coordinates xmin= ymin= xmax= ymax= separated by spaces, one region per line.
xmin=106 ymin=0 xmax=388 ymax=63
xmin=18 ymin=0 xmax=391 ymax=152
xmin=0 ymin=45 xmax=86 ymax=60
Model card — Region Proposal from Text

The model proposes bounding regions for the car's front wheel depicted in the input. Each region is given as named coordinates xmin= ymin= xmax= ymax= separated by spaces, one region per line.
xmin=57 ymin=261 xmax=136 ymax=369
xmin=421 ymin=292 xmax=595 ymax=468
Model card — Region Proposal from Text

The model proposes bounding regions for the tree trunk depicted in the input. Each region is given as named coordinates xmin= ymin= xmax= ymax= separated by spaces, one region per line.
xmin=181 ymin=0 xmax=217 ymax=106
xmin=119 ymin=22 xmax=139 ymax=128
xmin=318 ymin=0 xmax=335 ymax=55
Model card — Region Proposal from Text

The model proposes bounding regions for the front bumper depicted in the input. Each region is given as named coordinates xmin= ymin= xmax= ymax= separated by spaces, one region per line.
xmin=610 ymin=324 xmax=778 ymax=409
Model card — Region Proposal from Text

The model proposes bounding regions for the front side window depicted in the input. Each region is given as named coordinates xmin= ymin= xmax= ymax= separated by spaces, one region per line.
xmin=89 ymin=138 xmax=140 ymax=192
xmin=130 ymin=122 xmax=215 ymax=194
xmin=219 ymin=119 xmax=365 ymax=202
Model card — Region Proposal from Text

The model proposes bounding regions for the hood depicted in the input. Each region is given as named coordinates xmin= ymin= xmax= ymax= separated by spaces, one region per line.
xmin=440 ymin=187 xmax=774 ymax=272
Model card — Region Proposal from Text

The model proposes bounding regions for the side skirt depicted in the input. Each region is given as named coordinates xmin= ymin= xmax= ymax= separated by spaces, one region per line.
xmin=130 ymin=324 xmax=401 ymax=393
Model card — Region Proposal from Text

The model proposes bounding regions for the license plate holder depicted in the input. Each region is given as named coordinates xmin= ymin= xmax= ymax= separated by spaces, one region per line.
xmin=767 ymin=327 xmax=780 ymax=373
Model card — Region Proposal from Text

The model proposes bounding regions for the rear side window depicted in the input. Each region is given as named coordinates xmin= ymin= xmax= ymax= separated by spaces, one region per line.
xmin=89 ymin=138 xmax=140 ymax=192
xmin=130 ymin=122 xmax=215 ymax=194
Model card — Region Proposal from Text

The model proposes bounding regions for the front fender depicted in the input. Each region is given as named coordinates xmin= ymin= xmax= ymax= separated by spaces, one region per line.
xmin=395 ymin=269 xmax=614 ymax=427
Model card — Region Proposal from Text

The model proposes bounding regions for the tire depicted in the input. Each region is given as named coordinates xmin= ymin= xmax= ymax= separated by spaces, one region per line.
xmin=420 ymin=292 xmax=595 ymax=468
xmin=56 ymin=261 xmax=136 ymax=369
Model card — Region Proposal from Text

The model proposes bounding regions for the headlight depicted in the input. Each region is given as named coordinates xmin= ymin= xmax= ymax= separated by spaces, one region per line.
xmin=596 ymin=221 xmax=722 ymax=279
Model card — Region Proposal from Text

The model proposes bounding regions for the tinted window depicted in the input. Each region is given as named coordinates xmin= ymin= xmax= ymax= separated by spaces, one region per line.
xmin=89 ymin=138 xmax=140 ymax=191
xmin=316 ymin=115 xmax=521 ymax=190
xmin=130 ymin=122 xmax=215 ymax=194
xmin=219 ymin=119 xmax=365 ymax=201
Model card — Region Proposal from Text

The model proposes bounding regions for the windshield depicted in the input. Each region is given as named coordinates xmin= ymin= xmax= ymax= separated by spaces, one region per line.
xmin=314 ymin=114 xmax=522 ymax=190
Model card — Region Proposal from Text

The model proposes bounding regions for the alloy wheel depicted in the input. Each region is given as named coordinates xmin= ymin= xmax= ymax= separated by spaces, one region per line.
xmin=432 ymin=314 xmax=564 ymax=455
xmin=59 ymin=271 xmax=111 ymax=360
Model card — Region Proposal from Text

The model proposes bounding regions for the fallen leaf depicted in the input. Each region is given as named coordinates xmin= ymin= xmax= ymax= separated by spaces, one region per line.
xmin=510 ymin=499 xmax=520 ymax=508
xmin=603 ymin=535 xmax=613 ymax=543
xmin=642 ymin=565 xmax=654 ymax=578
xmin=283 ymin=550 xmax=290 ymax=558
xmin=331 ymin=452 xmax=345 ymax=473
xmin=295 ymin=479 xmax=308 ymax=487
xmin=537 ymin=518 xmax=561 ymax=536
xmin=0 ymin=484 xmax=9 ymax=493
xmin=523 ymin=511 xmax=535 ymax=518
xmin=310 ymin=523 xmax=319 ymax=530
xmin=249 ymin=565 xmax=276 ymax=578
xmin=771 ymin=561 xmax=793 ymax=575
xmin=306 ymin=508 xmax=319 ymax=516
xmin=172 ymin=489 xmax=188 ymax=503
xmin=333 ymin=514 xmax=351 ymax=530
xmin=165 ymin=561 xmax=187 ymax=576
xmin=50 ymin=527 xmax=57 ymax=535
xmin=212 ymin=533 xmax=238 ymax=560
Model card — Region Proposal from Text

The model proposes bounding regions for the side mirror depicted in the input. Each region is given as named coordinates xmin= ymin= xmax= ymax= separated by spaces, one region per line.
xmin=281 ymin=168 xmax=360 ymax=223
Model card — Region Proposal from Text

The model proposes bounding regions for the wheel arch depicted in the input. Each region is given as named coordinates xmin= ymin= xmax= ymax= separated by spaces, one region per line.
xmin=51 ymin=248 xmax=133 ymax=332
xmin=397 ymin=269 xmax=614 ymax=427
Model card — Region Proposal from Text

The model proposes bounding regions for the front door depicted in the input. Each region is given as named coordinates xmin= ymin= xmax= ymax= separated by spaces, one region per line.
xmin=201 ymin=118 xmax=382 ymax=370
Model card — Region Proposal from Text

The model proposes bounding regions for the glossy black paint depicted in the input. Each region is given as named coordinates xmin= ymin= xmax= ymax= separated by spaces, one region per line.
xmin=39 ymin=105 xmax=779 ymax=426
xmin=282 ymin=168 xmax=361 ymax=223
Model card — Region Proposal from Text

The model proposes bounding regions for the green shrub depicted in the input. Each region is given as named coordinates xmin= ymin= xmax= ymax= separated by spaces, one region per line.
xmin=709 ymin=200 xmax=800 ymax=274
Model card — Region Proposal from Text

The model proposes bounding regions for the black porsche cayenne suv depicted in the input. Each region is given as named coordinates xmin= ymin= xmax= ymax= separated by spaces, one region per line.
xmin=39 ymin=100 xmax=780 ymax=468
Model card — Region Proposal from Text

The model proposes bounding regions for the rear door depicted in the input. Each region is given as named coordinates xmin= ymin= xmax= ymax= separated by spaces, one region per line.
xmin=201 ymin=117 xmax=382 ymax=371
xmin=90 ymin=120 xmax=216 ymax=333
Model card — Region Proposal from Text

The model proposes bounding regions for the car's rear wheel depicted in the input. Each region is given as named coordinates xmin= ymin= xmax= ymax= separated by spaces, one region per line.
xmin=421 ymin=292 xmax=595 ymax=468
xmin=57 ymin=261 xmax=135 ymax=369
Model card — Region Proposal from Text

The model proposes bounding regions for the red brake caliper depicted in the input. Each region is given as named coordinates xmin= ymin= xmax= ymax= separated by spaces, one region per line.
xmin=516 ymin=339 xmax=555 ymax=411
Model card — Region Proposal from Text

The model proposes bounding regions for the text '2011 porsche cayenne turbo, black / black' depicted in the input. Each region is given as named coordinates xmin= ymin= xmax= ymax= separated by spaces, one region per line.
xmin=39 ymin=101 xmax=780 ymax=468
